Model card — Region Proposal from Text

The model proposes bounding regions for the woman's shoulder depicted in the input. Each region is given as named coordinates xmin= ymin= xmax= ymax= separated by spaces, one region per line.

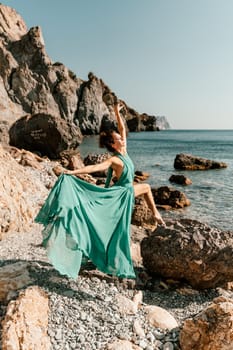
xmin=110 ymin=154 xmax=125 ymax=167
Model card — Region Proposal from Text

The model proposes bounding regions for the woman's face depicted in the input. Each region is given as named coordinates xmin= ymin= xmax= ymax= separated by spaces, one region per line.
xmin=111 ymin=132 xmax=125 ymax=150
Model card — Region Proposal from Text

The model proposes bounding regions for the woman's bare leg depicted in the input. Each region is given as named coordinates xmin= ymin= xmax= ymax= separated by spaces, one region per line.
xmin=134 ymin=183 xmax=165 ymax=225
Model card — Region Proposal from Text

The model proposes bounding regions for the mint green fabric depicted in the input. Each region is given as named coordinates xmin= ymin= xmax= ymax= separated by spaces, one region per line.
xmin=35 ymin=153 xmax=136 ymax=279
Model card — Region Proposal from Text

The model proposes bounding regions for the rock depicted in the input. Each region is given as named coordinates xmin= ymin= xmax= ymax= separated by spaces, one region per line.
xmin=139 ymin=113 xmax=170 ymax=131
xmin=1 ymin=286 xmax=51 ymax=350
xmin=9 ymin=113 xmax=82 ymax=158
xmin=59 ymin=149 xmax=84 ymax=169
xmin=0 ymin=144 xmax=48 ymax=236
xmin=169 ymin=174 xmax=192 ymax=185
xmin=0 ymin=120 xmax=10 ymax=144
xmin=130 ymin=225 xmax=149 ymax=267
xmin=0 ymin=4 xmax=84 ymax=156
xmin=124 ymin=107 xmax=170 ymax=132
xmin=76 ymin=74 xmax=111 ymax=134
xmin=179 ymin=296 xmax=233 ymax=350
xmin=145 ymin=305 xmax=178 ymax=330
xmin=114 ymin=294 xmax=138 ymax=315
xmin=132 ymin=290 xmax=143 ymax=307
xmin=134 ymin=170 xmax=150 ymax=183
xmin=141 ymin=219 xmax=233 ymax=289
xmin=133 ymin=319 xmax=145 ymax=338
xmin=132 ymin=196 xmax=158 ymax=229
xmin=106 ymin=339 xmax=142 ymax=350
xmin=174 ymin=153 xmax=227 ymax=170
xmin=6 ymin=146 xmax=45 ymax=169
xmin=152 ymin=186 xmax=190 ymax=209
xmin=83 ymin=152 xmax=110 ymax=177
xmin=0 ymin=3 xmax=170 ymax=161
xmin=0 ymin=4 xmax=27 ymax=40
xmin=130 ymin=241 xmax=143 ymax=267
xmin=0 ymin=262 xmax=33 ymax=302
xmin=0 ymin=76 xmax=25 ymax=125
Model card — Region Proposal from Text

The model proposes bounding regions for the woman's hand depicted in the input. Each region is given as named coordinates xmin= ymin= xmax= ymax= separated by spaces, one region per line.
xmin=114 ymin=102 xmax=124 ymax=113
xmin=53 ymin=166 xmax=75 ymax=176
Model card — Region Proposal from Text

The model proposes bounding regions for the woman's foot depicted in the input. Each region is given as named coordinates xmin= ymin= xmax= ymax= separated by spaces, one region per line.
xmin=154 ymin=213 xmax=166 ymax=226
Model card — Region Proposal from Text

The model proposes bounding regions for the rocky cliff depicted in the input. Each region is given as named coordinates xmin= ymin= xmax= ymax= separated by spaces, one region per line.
xmin=0 ymin=4 xmax=170 ymax=158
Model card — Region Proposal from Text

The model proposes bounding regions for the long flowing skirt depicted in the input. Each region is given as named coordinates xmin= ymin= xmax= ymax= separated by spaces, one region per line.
xmin=35 ymin=174 xmax=135 ymax=279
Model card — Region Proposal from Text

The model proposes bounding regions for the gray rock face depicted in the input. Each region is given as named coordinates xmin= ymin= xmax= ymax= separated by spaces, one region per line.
xmin=77 ymin=75 xmax=110 ymax=135
xmin=0 ymin=4 xmax=170 ymax=158
xmin=0 ymin=5 xmax=27 ymax=40
xmin=141 ymin=219 xmax=233 ymax=289
xmin=0 ymin=5 xmax=84 ymax=157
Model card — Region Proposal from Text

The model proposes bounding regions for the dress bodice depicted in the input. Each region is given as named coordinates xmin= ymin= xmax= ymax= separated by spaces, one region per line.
xmin=105 ymin=153 xmax=135 ymax=188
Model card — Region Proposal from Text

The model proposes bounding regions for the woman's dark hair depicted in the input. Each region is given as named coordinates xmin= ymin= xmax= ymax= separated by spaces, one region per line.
xmin=99 ymin=130 xmax=116 ymax=152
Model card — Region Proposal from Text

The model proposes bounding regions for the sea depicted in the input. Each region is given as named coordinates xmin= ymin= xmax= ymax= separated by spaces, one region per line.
xmin=79 ymin=130 xmax=233 ymax=232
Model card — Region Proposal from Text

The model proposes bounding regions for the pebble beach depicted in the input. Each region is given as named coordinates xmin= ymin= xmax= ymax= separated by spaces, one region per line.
xmin=0 ymin=224 xmax=222 ymax=350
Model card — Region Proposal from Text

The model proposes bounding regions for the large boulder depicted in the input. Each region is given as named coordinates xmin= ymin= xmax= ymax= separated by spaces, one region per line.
xmin=174 ymin=153 xmax=227 ymax=170
xmin=141 ymin=219 xmax=233 ymax=289
xmin=9 ymin=113 xmax=82 ymax=158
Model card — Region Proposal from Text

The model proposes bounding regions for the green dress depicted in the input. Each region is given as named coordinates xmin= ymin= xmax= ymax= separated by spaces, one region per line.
xmin=35 ymin=153 xmax=136 ymax=279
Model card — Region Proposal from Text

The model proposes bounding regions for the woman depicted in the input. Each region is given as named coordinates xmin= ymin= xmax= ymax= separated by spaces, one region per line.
xmin=35 ymin=103 xmax=165 ymax=279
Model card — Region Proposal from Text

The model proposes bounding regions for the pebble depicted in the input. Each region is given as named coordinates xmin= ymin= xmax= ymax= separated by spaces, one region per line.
xmin=163 ymin=341 xmax=174 ymax=350
xmin=0 ymin=223 xmax=221 ymax=350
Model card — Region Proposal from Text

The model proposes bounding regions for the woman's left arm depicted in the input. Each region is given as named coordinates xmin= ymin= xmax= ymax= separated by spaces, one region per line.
xmin=114 ymin=103 xmax=127 ymax=142
xmin=64 ymin=158 xmax=113 ymax=175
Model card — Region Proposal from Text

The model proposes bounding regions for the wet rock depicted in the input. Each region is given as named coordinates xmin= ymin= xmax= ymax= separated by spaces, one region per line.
xmin=174 ymin=153 xmax=227 ymax=170
xmin=152 ymin=186 xmax=190 ymax=209
xmin=134 ymin=170 xmax=150 ymax=183
xmin=169 ymin=174 xmax=192 ymax=185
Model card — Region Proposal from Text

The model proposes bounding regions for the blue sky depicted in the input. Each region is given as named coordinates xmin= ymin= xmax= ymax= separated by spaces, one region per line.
xmin=2 ymin=0 xmax=233 ymax=129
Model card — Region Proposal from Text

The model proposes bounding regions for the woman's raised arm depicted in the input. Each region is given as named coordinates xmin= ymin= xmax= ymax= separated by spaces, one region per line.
xmin=114 ymin=103 xmax=127 ymax=143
